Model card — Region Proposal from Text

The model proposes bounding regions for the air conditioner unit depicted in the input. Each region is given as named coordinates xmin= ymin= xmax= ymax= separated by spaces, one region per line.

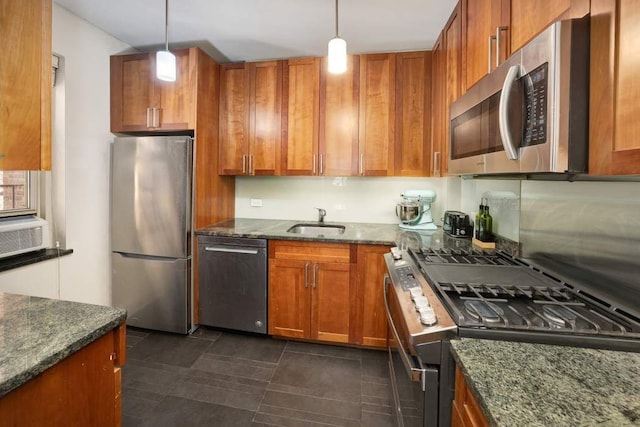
xmin=0 ymin=216 xmax=50 ymax=259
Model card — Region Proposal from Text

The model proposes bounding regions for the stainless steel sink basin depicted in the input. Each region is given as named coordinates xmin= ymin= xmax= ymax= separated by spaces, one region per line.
xmin=286 ymin=223 xmax=346 ymax=236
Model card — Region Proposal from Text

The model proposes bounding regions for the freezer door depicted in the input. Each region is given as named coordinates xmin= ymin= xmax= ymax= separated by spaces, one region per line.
xmin=112 ymin=252 xmax=191 ymax=334
xmin=111 ymin=136 xmax=193 ymax=258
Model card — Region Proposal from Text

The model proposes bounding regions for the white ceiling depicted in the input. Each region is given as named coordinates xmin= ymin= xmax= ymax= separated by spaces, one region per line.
xmin=53 ymin=0 xmax=457 ymax=63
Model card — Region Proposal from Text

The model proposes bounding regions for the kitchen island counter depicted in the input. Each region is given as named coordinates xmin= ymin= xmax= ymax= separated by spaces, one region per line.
xmin=450 ymin=338 xmax=640 ymax=426
xmin=0 ymin=292 xmax=126 ymax=396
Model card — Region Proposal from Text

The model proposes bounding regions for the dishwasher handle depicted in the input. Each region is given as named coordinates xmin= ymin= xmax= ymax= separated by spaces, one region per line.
xmin=204 ymin=246 xmax=260 ymax=255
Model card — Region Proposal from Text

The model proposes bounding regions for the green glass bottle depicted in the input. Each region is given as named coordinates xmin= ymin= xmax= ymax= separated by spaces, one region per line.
xmin=478 ymin=198 xmax=493 ymax=242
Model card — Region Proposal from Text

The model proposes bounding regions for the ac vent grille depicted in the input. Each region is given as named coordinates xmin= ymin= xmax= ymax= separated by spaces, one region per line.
xmin=0 ymin=227 xmax=43 ymax=256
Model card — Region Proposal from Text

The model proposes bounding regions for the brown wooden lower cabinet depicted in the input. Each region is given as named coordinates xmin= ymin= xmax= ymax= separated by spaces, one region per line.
xmin=268 ymin=240 xmax=391 ymax=348
xmin=0 ymin=324 xmax=126 ymax=426
xmin=452 ymin=365 xmax=489 ymax=427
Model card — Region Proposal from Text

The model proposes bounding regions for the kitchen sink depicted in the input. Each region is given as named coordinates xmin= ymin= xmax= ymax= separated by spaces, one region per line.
xmin=286 ymin=223 xmax=346 ymax=236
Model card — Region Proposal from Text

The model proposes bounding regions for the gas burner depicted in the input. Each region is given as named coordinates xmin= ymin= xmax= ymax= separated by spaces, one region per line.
xmin=464 ymin=300 xmax=504 ymax=323
xmin=542 ymin=305 xmax=577 ymax=328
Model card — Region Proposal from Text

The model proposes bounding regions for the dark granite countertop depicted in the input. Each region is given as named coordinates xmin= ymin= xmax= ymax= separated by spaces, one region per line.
xmin=0 ymin=293 xmax=127 ymax=396
xmin=451 ymin=338 xmax=640 ymax=426
xmin=196 ymin=218 xmax=454 ymax=249
xmin=0 ymin=248 xmax=73 ymax=273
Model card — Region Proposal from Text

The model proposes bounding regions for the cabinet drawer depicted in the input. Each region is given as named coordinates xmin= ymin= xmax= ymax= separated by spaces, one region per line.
xmin=269 ymin=240 xmax=351 ymax=263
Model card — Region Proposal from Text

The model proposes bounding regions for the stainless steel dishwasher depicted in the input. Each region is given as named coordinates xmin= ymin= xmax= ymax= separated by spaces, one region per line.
xmin=197 ymin=236 xmax=267 ymax=334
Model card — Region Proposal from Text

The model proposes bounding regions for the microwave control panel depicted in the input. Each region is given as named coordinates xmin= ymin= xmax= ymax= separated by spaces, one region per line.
xmin=523 ymin=62 xmax=548 ymax=147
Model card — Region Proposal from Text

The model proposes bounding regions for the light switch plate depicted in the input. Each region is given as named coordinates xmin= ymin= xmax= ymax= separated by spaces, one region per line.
xmin=250 ymin=198 xmax=263 ymax=207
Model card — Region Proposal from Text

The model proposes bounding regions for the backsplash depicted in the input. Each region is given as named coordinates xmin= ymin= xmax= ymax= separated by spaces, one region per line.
xmin=235 ymin=176 xmax=446 ymax=224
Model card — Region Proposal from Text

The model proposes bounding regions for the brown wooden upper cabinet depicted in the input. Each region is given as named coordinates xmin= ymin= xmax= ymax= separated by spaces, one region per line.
xmin=462 ymin=0 xmax=509 ymax=91
xmin=443 ymin=3 xmax=463 ymax=176
xmin=219 ymin=61 xmax=283 ymax=175
xmin=395 ymin=51 xmax=432 ymax=177
xmin=319 ymin=56 xmax=360 ymax=176
xmin=110 ymin=49 xmax=194 ymax=133
xmin=0 ymin=0 xmax=51 ymax=171
xmin=358 ymin=53 xmax=396 ymax=176
xmin=589 ymin=0 xmax=640 ymax=175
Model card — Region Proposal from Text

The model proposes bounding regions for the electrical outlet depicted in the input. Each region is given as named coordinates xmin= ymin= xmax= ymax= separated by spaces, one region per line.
xmin=250 ymin=198 xmax=263 ymax=207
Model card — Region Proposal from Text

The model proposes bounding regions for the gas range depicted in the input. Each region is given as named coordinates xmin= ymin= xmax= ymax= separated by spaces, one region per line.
xmin=408 ymin=247 xmax=640 ymax=351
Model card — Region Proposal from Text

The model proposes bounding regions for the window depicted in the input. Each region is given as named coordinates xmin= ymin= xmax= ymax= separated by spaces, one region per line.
xmin=0 ymin=171 xmax=37 ymax=217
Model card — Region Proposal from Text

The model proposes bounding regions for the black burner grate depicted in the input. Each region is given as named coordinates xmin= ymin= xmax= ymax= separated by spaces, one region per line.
xmin=410 ymin=248 xmax=518 ymax=266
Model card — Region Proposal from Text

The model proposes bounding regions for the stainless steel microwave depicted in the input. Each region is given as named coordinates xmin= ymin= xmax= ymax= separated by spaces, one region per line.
xmin=449 ymin=17 xmax=589 ymax=175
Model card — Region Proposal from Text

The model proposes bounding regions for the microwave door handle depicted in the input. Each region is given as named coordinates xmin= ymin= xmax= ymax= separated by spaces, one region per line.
xmin=499 ymin=65 xmax=521 ymax=160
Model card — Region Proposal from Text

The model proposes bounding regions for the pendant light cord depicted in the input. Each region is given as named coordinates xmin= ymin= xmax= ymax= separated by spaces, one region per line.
xmin=164 ymin=0 xmax=170 ymax=51
xmin=335 ymin=0 xmax=339 ymax=38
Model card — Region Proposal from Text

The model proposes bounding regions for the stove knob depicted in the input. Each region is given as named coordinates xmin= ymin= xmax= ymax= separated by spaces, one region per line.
xmin=409 ymin=287 xmax=423 ymax=300
xmin=419 ymin=307 xmax=437 ymax=326
xmin=414 ymin=296 xmax=429 ymax=310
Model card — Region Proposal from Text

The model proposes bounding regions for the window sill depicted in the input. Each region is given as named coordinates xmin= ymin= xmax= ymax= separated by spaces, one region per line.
xmin=0 ymin=248 xmax=73 ymax=273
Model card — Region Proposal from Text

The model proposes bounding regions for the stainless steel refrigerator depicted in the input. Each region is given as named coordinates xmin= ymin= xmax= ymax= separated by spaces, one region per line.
xmin=111 ymin=136 xmax=194 ymax=334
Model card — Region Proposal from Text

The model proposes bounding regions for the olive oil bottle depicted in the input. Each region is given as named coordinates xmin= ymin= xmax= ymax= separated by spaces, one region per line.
xmin=476 ymin=197 xmax=493 ymax=242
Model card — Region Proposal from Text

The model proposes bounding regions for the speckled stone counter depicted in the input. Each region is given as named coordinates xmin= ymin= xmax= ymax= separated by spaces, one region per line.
xmin=451 ymin=338 xmax=640 ymax=426
xmin=196 ymin=218 xmax=462 ymax=250
xmin=0 ymin=293 xmax=126 ymax=396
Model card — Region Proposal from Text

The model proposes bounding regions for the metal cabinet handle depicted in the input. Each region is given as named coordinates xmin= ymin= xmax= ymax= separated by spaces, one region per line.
xmin=319 ymin=154 xmax=324 ymax=175
xmin=488 ymin=34 xmax=497 ymax=74
xmin=312 ymin=154 xmax=317 ymax=175
xmin=304 ymin=262 xmax=310 ymax=288
xmin=242 ymin=155 xmax=247 ymax=174
xmin=359 ymin=154 xmax=364 ymax=175
xmin=433 ymin=151 xmax=441 ymax=177
xmin=146 ymin=108 xmax=152 ymax=128
xmin=152 ymin=107 xmax=160 ymax=128
xmin=496 ymin=26 xmax=509 ymax=68
xmin=312 ymin=264 xmax=318 ymax=289
xmin=383 ymin=275 xmax=427 ymax=391
xmin=249 ymin=154 xmax=254 ymax=175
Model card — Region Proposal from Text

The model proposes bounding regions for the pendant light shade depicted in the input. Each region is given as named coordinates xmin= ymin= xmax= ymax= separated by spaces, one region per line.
xmin=328 ymin=0 xmax=347 ymax=74
xmin=156 ymin=0 xmax=176 ymax=82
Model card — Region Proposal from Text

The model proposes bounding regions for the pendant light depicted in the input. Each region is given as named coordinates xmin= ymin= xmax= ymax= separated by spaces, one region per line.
xmin=156 ymin=0 xmax=176 ymax=82
xmin=328 ymin=0 xmax=347 ymax=74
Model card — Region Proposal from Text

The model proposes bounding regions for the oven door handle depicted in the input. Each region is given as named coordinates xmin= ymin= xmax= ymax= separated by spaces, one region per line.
xmin=383 ymin=274 xmax=427 ymax=392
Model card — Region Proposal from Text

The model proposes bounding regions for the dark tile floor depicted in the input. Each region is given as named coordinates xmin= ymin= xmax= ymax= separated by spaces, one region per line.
xmin=122 ymin=327 xmax=394 ymax=427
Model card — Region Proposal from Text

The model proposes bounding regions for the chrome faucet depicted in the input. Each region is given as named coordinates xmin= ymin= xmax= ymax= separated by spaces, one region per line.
xmin=316 ymin=208 xmax=326 ymax=223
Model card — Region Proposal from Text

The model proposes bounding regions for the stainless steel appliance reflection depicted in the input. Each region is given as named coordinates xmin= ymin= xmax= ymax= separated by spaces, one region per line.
xmin=111 ymin=136 xmax=194 ymax=334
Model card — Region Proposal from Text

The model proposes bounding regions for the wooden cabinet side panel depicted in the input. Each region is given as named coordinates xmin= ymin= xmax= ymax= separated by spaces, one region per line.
xmin=268 ymin=258 xmax=311 ymax=338
xmin=282 ymin=58 xmax=320 ymax=175
xmin=359 ymin=53 xmax=396 ymax=176
xmin=219 ymin=63 xmax=249 ymax=175
xmin=355 ymin=245 xmax=390 ymax=347
xmin=453 ymin=366 xmax=490 ymax=427
xmin=319 ymin=55 xmax=360 ymax=176
xmin=250 ymin=60 xmax=283 ymax=175
xmin=431 ymin=34 xmax=446 ymax=177
xmin=0 ymin=0 xmax=47 ymax=170
xmin=311 ymin=262 xmax=351 ymax=343
xmin=40 ymin=0 xmax=52 ymax=170
xmin=395 ymin=52 xmax=431 ymax=177
xmin=444 ymin=4 xmax=463 ymax=175
xmin=0 ymin=330 xmax=120 ymax=426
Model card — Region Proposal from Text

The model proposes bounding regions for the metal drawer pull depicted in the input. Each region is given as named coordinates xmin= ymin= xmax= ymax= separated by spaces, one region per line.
xmin=312 ymin=263 xmax=318 ymax=289
xmin=496 ymin=26 xmax=509 ymax=67
xmin=204 ymin=247 xmax=259 ymax=255
xmin=488 ymin=34 xmax=497 ymax=74
xmin=304 ymin=262 xmax=310 ymax=288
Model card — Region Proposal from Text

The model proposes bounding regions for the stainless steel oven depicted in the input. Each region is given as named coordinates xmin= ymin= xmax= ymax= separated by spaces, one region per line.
xmin=448 ymin=17 xmax=589 ymax=175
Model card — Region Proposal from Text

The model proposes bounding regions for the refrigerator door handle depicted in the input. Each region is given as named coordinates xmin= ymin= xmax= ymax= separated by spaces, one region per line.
xmin=204 ymin=246 xmax=260 ymax=255
xmin=113 ymin=252 xmax=186 ymax=262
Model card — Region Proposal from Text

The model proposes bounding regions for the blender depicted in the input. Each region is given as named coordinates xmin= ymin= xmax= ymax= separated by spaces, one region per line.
xmin=395 ymin=190 xmax=437 ymax=231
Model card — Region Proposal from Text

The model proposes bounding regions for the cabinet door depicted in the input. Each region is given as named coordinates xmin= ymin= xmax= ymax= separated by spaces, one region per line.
xmin=590 ymin=0 xmax=640 ymax=175
xmin=394 ymin=52 xmax=431 ymax=177
xmin=354 ymin=245 xmax=390 ymax=348
xmin=319 ymin=55 xmax=359 ymax=176
xmin=509 ymin=0 xmax=589 ymax=53
xmin=358 ymin=53 xmax=396 ymax=176
xmin=157 ymin=48 xmax=194 ymax=131
xmin=430 ymin=34 xmax=446 ymax=177
xmin=249 ymin=61 xmax=283 ymax=175
xmin=443 ymin=4 xmax=463 ymax=175
xmin=219 ymin=63 xmax=249 ymax=175
xmin=268 ymin=258 xmax=311 ymax=339
xmin=462 ymin=0 xmax=509 ymax=90
xmin=311 ymin=262 xmax=351 ymax=343
xmin=282 ymin=58 xmax=320 ymax=175
xmin=0 ymin=0 xmax=51 ymax=171
xmin=110 ymin=53 xmax=156 ymax=132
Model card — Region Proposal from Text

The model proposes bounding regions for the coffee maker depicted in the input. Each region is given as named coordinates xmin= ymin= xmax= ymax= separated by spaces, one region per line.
xmin=395 ymin=190 xmax=437 ymax=231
